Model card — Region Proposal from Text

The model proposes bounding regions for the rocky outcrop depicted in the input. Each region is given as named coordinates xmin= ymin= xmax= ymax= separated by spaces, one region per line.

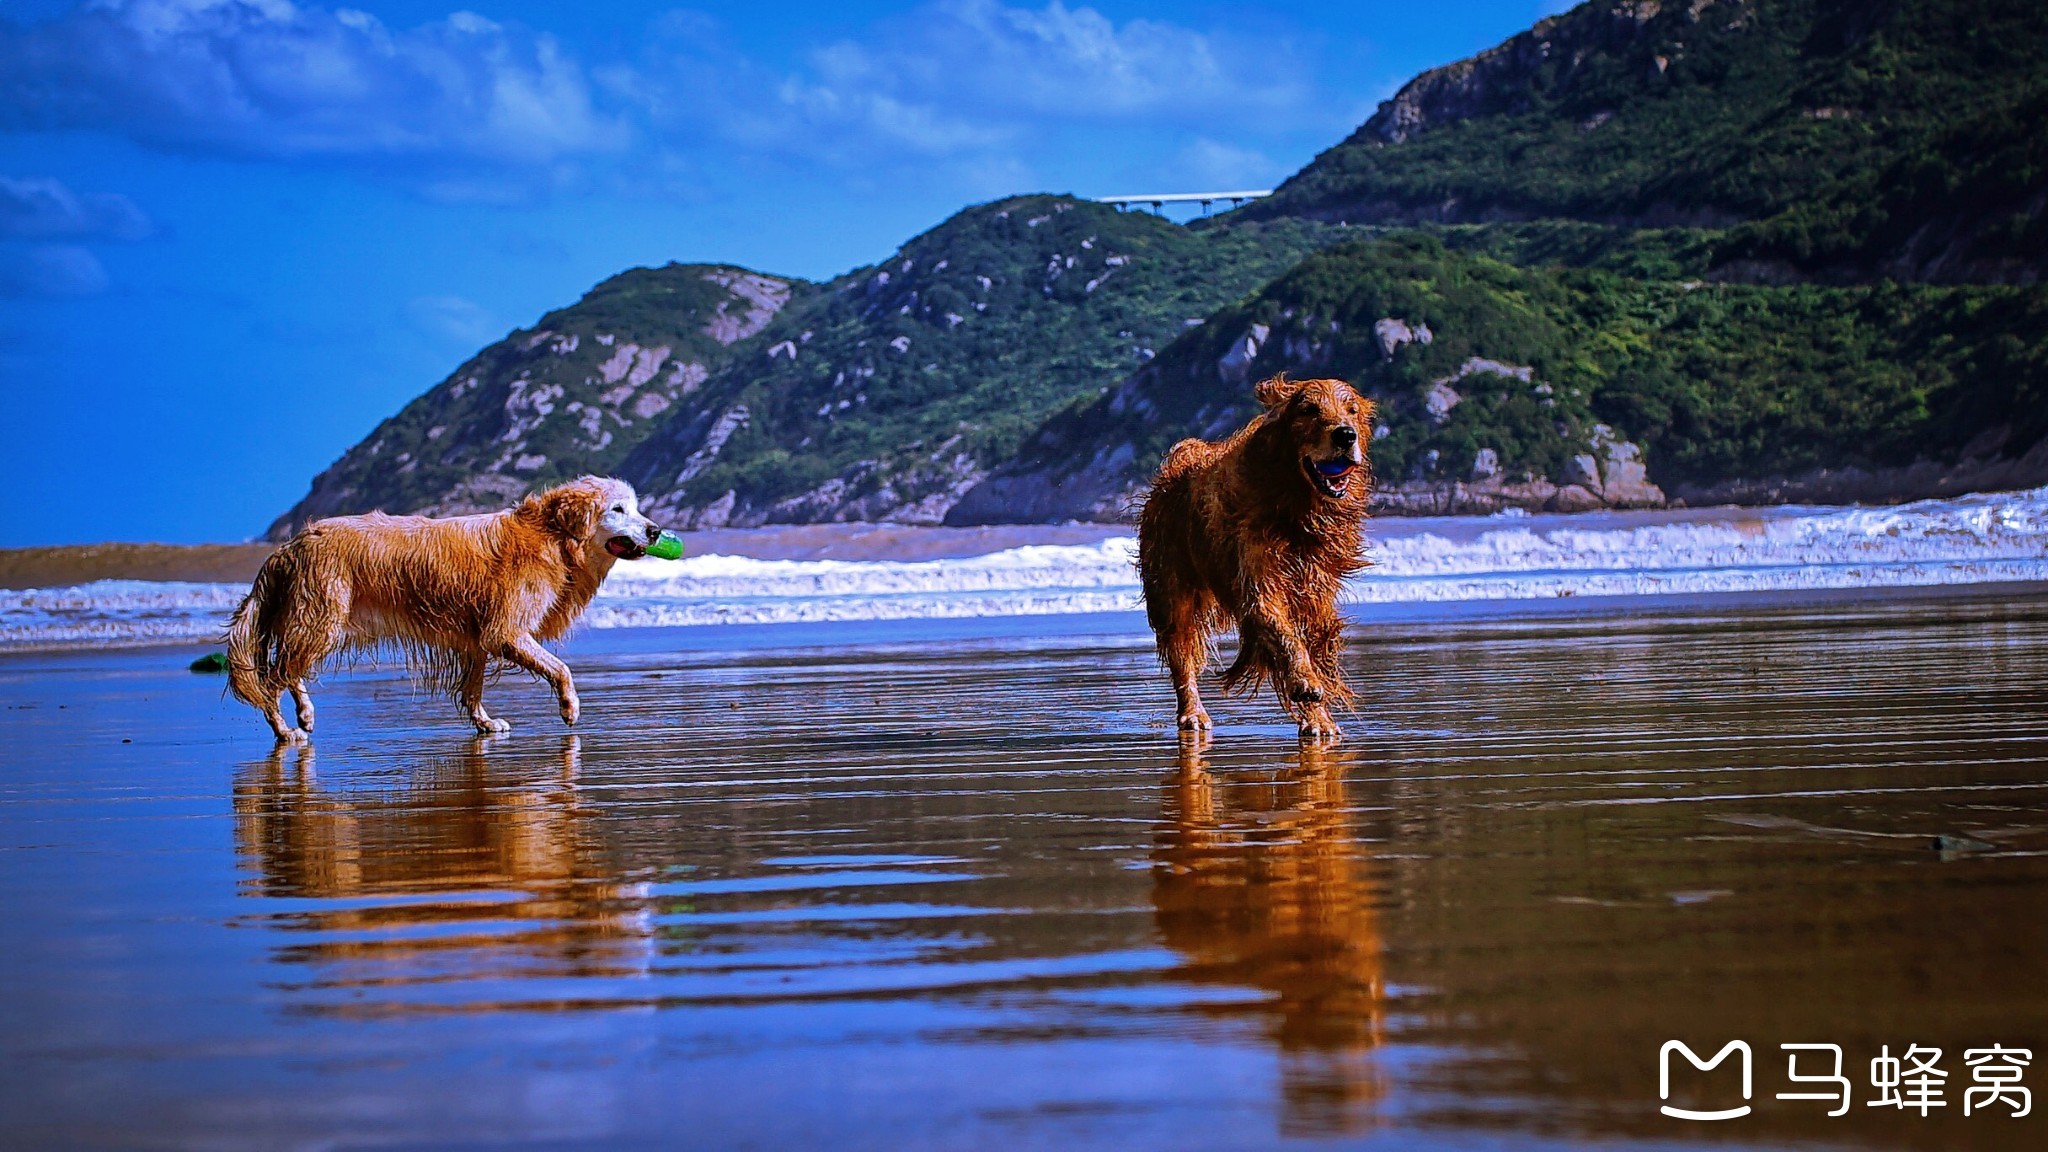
xmin=1671 ymin=429 xmax=2048 ymax=508
xmin=1373 ymin=425 xmax=1664 ymax=514
xmin=1362 ymin=1 xmax=1708 ymax=148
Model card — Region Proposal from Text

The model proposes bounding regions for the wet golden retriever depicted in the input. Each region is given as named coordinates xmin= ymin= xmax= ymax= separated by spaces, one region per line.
xmin=1137 ymin=376 xmax=1374 ymax=740
xmin=226 ymin=476 xmax=663 ymax=742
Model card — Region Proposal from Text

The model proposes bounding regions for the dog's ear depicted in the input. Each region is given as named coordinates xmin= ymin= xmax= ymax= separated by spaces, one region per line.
xmin=1254 ymin=375 xmax=1300 ymax=409
xmin=539 ymin=484 xmax=602 ymax=569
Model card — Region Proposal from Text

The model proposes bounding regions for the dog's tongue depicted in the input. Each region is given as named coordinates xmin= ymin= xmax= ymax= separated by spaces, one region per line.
xmin=1315 ymin=459 xmax=1355 ymax=477
xmin=604 ymin=536 xmax=636 ymax=558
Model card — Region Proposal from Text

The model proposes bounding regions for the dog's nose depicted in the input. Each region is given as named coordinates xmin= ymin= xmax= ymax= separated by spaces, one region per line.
xmin=646 ymin=524 xmax=663 ymax=542
xmin=1331 ymin=425 xmax=1358 ymax=449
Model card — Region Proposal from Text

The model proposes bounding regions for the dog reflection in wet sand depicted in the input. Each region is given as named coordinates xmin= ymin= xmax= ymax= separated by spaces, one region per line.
xmin=232 ymin=736 xmax=650 ymax=989
xmin=1154 ymin=736 xmax=1386 ymax=1136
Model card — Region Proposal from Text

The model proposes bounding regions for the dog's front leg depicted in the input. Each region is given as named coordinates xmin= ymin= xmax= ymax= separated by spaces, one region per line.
xmin=500 ymin=635 xmax=579 ymax=726
xmin=459 ymin=655 xmax=510 ymax=734
xmin=1239 ymin=609 xmax=1341 ymax=741
xmin=1238 ymin=609 xmax=1319 ymax=704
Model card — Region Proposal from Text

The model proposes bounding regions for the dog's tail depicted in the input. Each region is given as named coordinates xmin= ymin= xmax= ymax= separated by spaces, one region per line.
xmin=224 ymin=545 xmax=296 ymax=708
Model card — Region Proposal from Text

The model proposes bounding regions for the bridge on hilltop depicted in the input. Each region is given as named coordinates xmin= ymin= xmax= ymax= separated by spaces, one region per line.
xmin=1096 ymin=190 xmax=1273 ymax=215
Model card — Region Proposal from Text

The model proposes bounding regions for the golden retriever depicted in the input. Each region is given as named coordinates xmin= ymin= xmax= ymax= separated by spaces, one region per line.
xmin=1137 ymin=376 xmax=1374 ymax=740
xmin=225 ymin=476 xmax=662 ymax=742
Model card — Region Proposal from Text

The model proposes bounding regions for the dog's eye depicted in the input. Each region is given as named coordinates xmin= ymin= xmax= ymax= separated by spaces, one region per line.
xmin=612 ymin=504 xmax=624 ymax=512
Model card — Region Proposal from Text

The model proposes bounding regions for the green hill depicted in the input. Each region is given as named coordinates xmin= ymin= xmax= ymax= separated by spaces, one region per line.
xmin=616 ymin=195 xmax=1335 ymax=526
xmin=272 ymin=0 xmax=2048 ymax=536
xmin=952 ymin=234 xmax=2048 ymax=521
xmin=269 ymin=264 xmax=807 ymax=539
xmin=1241 ymin=0 xmax=2048 ymax=284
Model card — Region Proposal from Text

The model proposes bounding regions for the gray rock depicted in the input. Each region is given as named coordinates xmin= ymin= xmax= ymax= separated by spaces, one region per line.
xmin=1373 ymin=317 xmax=1433 ymax=357
xmin=1425 ymin=382 xmax=1462 ymax=423
xmin=1216 ymin=323 xmax=1271 ymax=384
xmin=1549 ymin=484 xmax=1604 ymax=513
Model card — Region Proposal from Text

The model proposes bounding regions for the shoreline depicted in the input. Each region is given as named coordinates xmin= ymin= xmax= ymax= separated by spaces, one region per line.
xmin=9 ymin=484 xmax=2047 ymax=591
xmin=6 ymin=487 xmax=2044 ymax=654
xmin=9 ymin=581 xmax=2047 ymax=664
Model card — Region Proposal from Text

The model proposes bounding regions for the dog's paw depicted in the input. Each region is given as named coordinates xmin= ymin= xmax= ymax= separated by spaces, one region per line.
xmin=274 ymin=726 xmax=310 ymax=745
xmin=475 ymin=717 xmax=511 ymax=735
xmin=1297 ymin=708 xmax=1342 ymax=743
xmin=1177 ymin=707 xmax=1213 ymax=732
xmin=1287 ymin=681 xmax=1324 ymax=705
xmin=559 ymin=696 xmax=580 ymax=726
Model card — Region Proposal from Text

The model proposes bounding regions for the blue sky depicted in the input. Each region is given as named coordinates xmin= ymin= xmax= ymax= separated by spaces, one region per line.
xmin=1 ymin=0 xmax=1575 ymax=545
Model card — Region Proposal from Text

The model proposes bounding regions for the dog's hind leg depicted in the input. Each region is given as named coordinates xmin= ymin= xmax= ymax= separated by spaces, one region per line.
xmin=250 ymin=688 xmax=300 ymax=744
xmin=498 ymin=635 xmax=579 ymax=726
xmin=289 ymin=681 xmax=315 ymax=733
xmin=459 ymin=654 xmax=510 ymax=734
xmin=265 ymin=584 xmax=347 ymax=743
xmin=1162 ymin=612 xmax=1213 ymax=732
xmin=1145 ymin=571 xmax=1214 ymax=731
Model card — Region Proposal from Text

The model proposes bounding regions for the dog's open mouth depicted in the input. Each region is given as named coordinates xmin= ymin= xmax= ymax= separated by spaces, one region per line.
xmin=604 ymin=536 xmax=647 ymax=560
xmin=1305 ymin=455 xmax=1358 ymax=498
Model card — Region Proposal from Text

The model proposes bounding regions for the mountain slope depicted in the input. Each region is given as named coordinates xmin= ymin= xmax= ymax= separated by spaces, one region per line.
xmin=1241 ymin=0 xmax=2048 ymax=283
xmin=954 ymin=235 xmax=2048 ymax=521
xmin=269 ymin=264 xmax=804 ymax=539
xmin=617 ymin=195 xmax=1335 ymax=527
xmin=267 ymin=0 xmax=2048 ymax=538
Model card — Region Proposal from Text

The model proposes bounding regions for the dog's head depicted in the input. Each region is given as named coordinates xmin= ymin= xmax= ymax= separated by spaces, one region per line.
xmin=1254 ymin=376 xmax=1375 ymax=501
xmin=531 ymin=477 xmax=663 ymax=568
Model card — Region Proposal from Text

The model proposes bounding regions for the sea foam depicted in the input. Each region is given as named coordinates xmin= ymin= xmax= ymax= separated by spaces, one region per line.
xmin=5 ymin=487 xmax=2045 ymax=649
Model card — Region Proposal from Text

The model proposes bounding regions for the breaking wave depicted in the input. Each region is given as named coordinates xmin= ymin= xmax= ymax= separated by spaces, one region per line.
xmin=6 ymin=487 xmax=2046 ymax=650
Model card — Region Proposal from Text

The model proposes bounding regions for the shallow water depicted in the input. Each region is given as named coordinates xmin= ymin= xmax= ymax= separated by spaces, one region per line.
xmin=3 ymin=593 xmax=2047 ymax=1149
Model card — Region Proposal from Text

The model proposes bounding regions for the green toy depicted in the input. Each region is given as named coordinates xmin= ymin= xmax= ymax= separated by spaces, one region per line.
xmin=645 ymin=530 xmax=686 ymax=560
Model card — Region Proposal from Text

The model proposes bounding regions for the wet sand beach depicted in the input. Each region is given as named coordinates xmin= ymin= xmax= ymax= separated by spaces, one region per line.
xmin=3 ymin=591 xmax=2047 ymax=1149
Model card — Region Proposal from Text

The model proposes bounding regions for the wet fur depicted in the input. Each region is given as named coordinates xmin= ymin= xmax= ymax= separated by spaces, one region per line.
xmin=1137 ymin=377 xmax=1374 ymax=739
xmin=224 ymin=477 xmax=638 ymax=741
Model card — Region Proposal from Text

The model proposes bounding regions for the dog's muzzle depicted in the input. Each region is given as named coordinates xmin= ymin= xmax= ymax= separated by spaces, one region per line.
xmin=1306 ymin=454 xmax=1360 ymax=498
xmin=604 ymin=525 xmax=663 ymax=560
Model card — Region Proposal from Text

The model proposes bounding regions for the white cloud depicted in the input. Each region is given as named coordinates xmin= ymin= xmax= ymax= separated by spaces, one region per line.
xmin=622 ymin=1 xmax=1317 ymax=177
xmin=0 ymin=176 xmax=154 ymax=241
xmin=801 ymin=1 xmax=1302 ymax=122
xmin=0 ymin=0 xmax=629 ymax=178
xmin=405 ymin=294 xmax=497 ymax=343
xmin=0 ymin=244 xmax=112 ymax=297
xmin=1172 ymin=138 xmax=1280 ymax=190
xmin=0 ymin=1 xmax=1336 ymax=200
